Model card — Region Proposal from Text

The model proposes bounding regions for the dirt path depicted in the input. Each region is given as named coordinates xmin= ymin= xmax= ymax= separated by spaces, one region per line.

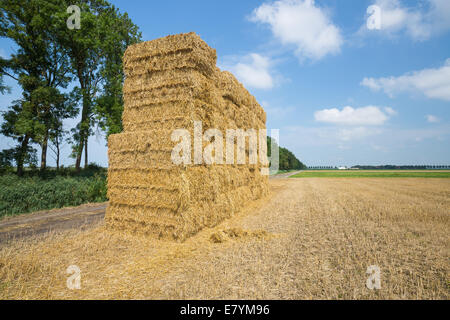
xmin=269 ymin=170 xmax=302 ymax=179
xmin=0 ymin=203 xmax=107 ymax=243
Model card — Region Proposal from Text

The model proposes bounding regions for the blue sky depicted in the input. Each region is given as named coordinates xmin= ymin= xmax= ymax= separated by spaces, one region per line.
xmin=1 ymin=0 xmax=449 ymax=167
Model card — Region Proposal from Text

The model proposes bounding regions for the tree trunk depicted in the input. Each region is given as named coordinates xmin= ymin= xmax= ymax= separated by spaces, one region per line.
xmin=56 ymin=139 xmax=60 ymax=171
xmin=40 ymin=130 xmax=49 ymax=171
xmin=75 ymin=92 xmax=90 ymax=172
xmin=17 ymin=134 xmax=30 ymax=177
xmin=84 ymin=136 xmax=88 ymax=168
xmin=75 ymin=137 xmax=84 ymax=172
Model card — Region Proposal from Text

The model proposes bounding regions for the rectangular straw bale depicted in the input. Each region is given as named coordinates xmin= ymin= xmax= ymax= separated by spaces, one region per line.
xmin=106 ymin=32 xmax=269 ymax=241
xmin=123 ymin=32 xmax=217 ymax=78
xmin=122 ymin=98 xmax=265 ymax=132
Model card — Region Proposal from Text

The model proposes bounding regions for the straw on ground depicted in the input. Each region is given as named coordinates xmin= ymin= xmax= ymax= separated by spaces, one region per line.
xmin=1 ymin=178 xmax=448 ymax=299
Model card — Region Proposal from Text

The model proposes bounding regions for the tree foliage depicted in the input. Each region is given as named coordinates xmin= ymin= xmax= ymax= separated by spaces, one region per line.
xmin=0 ymin=0 xmax=141 ymax=174
xmin=54 ymin=0 xmax=141 ymax=170
xmin=267 ymin=136 xmax=306 ymax=171
xmin=0 ymin=0 xmax=76 ymax=174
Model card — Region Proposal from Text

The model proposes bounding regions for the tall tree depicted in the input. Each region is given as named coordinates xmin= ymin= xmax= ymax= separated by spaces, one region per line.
xmin=48 ymin=117 xmax=67 ymax=171
xmin=56 ymin=0 xmax=141 ymax=171
xmin=1 ymin=98 xmax=32 ymax=175
xmin=95 ymin=8 xmax=141 ymax=137
xmin=0 ymin=57 xmax=10 ymax=94
xmin=32 ymin=88 xmax=77 ymax=170
xmin=1 ymin=0 xmax=141 ymax=173
xmin=0 ymin=0 xmax=74 ymax=174
xmin=0 ymin=0 xmax=41 ymax=175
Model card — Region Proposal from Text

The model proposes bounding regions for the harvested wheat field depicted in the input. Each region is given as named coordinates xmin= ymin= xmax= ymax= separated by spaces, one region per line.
xmin=0 ymin=178 xmax=449 ymax=299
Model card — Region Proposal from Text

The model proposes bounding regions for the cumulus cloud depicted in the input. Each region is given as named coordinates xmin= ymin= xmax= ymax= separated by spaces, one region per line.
xmin=426 ymin=114 xmax=440 ymax=123
xmin=250 ymin=0 xmax=343 ymax=60
xmin=361 ymin=59 xmax=450 ymax=101
xmin=314 ymin=106 xmax=394 ymax=126
xmin=364 ymin=0 xmax=450 ymax=40
xmin=226 ymin=53 xmax=275 ymax=90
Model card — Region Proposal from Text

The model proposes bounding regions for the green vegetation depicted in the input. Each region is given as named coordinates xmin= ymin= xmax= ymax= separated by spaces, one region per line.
xmin=0 ymin=1 xmax=141 ymax=216
xmin=0 ymin=0 xmax=141 ymax=175
xmin=0 ymin=164 xmax=107 ymax=218
xmin=267 ymin=136 xmax=306 ymax=171
xmin=290 ymin=170 xmax=450 ymax=178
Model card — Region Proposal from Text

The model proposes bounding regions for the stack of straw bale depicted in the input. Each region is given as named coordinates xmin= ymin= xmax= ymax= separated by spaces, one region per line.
xmin=106 ymin=32 xmax=269 ymax=241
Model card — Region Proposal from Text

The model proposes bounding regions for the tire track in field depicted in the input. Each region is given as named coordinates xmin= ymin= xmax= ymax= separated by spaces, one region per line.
xmin=0 ymin=203 xmax=107 ymax=244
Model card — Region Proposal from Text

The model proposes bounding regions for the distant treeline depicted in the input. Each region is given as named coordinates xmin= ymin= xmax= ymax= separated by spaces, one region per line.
xmin=267 ymin=137 xmax=306 ymax=171
xmin=351 ymin=165 xmax=450 ymax=170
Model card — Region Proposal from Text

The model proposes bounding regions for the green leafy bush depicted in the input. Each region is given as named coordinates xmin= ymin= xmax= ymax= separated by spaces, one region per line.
xmin=0 ymin=166 xmax=108 ymax=217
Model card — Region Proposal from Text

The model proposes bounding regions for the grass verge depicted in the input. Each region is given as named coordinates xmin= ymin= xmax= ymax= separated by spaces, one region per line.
xmin=0 ymin=165 xmax=107 ymax=218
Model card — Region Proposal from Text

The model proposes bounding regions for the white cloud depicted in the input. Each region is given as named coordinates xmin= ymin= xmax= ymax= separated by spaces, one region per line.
xmin=365 ymin=0 xmax=450 ymax=40
xmin=426 ymin=114 xmax=440 ymax=123
xmin=370 ymin=0 xmax=429 ymax=39
xmin=250 ymin=0 xmax=343 ymax=60
xmin=314 ymin=106 xmax=393 ymax=126
xmin=227 ymin=53 xmax=274 ymax=90
xmin=384 ymin=106 xmax=398 ymax=115
xmin=361 ymin=59 xmax=450 ymax=101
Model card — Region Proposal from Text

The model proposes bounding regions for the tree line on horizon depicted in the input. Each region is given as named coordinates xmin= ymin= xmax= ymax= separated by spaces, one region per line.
xmin=267 ymin=136 xmax=306 ymax=171
xmin=0 ymin=0 xmax=141 ymax=175
xmin=351 ymin=165 xmax=450 ymax=170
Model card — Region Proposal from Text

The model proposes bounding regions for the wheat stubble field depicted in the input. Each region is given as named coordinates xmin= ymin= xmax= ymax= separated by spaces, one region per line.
xmin=0 ymin=178 xmax=448 ymax=299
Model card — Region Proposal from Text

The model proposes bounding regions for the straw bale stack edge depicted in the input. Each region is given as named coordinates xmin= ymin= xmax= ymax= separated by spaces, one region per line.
xmin=106 ymin=32 xmax=269 ymax=241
